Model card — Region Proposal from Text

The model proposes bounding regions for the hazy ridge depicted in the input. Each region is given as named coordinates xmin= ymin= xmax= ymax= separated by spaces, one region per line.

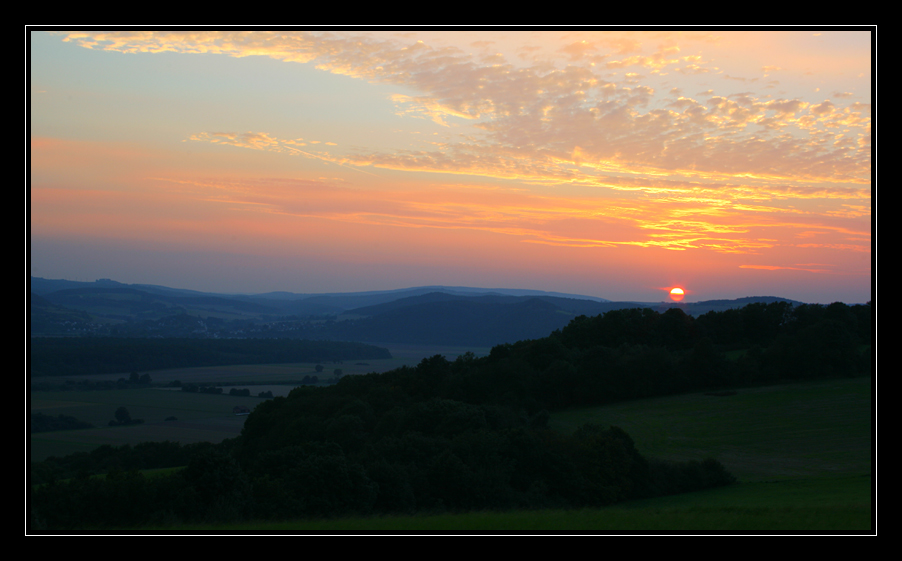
xmin=29 ymin=276 xmax=809 ymax=347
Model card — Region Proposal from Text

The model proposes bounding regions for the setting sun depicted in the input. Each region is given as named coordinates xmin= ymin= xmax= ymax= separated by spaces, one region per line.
xmin=28 ymin=30 xmax=872 ymax=304
xmin=669 ymin=288 xmax=685 ymax=302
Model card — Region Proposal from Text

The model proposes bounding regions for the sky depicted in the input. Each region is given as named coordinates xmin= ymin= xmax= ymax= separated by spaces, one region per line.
xmin=28 ymin=28 xmax=873 ymax=303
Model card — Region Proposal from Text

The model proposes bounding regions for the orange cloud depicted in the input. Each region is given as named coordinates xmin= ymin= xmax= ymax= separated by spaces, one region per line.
xmin=34 ymin=30 xmax=871 ymax=301
xmin=739 ymin=264 xmax=834 ymax=273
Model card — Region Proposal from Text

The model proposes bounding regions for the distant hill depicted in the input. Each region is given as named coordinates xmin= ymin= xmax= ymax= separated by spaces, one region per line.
xmin=29 ymin=276 xmax=808 ymax=345
xmin=29 ymin=294 xmax=96 ymax=336
xmin=38 ymin=286 xmax=281 ymax=322
xmin=29 ymin=277 xmax=609 ymax=320
xmin=345 ymin=292 xmax=612 ymax=317
xmin=30 ymin=277 xmax=128 ymax=295
xmin=332 ymin=295 xmax=576 ymax=347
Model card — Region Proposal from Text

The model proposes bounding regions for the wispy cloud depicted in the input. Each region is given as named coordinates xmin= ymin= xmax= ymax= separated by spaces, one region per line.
xmin=62 ymin=30 xmax=871 ymax=188
xmin=739 ymin=264 xmax=835 ymax=273
xmin=34 ymin=30 xmax=872 ymax=300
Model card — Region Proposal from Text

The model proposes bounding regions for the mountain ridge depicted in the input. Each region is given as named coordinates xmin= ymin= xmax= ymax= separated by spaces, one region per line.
xmin=30 ymin=277 xmax=609 ymax=303
xmin=29 ymin=276 xmax=814 ymax=346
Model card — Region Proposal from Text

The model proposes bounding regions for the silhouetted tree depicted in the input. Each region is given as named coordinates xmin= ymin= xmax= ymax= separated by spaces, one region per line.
xmin=114 ymin=407 xmax=132 ymax=425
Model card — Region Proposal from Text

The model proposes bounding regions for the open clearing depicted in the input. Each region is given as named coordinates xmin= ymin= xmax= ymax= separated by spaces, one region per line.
xmin=29 ymin=344 xmax=484 ymax=461
xmin=548 ymin=376 xmax=872 ymax=482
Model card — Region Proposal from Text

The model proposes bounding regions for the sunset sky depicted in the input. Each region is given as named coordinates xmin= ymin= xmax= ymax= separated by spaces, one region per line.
xmin=29 ymin=29 xmax=873 ymax=303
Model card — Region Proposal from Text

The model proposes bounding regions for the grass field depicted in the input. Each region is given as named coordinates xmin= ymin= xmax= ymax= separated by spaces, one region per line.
xmin=166 ymin=476 xmax=871 ymax=533
xmin=29 ymin=344 xmax=487 ymax=461
xmin=30 ymin=388 xmax=261 ymax=460
xmin=548 ymin=376 xmax=872 ymax=482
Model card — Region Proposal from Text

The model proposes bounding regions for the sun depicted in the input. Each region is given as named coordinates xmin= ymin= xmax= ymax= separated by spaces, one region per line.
xmin=669 ymin=287 xmax=685 ymax=302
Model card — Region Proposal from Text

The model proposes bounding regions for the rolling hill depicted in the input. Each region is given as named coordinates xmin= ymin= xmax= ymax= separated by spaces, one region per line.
xmin=29 ymin=276 xmax=805 ymax=346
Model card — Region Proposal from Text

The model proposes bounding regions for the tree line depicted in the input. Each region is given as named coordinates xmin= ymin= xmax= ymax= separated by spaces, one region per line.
xmin=29 ymin=338 xmax=392 ymax=377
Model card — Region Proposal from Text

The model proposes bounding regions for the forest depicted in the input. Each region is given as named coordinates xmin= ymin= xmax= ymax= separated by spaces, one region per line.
xmin=28 ymin=300 xmax=871 ymax=531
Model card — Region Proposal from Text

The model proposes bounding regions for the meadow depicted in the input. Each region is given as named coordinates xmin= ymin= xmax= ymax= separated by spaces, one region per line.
xmin=29 ymin=345 xmax=488 ymax=461
xmin=171 ymin=477 xmax=870 ymax=533
xmin=548 ymin=376 xmax=872 ymax=482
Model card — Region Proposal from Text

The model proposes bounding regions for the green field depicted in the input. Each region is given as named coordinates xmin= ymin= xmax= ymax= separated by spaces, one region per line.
xmin=29 ymin=345 xmax=487 ymax=461
xmin=548 ymin=376 xmax=872 ymax=482
xmin=30 ymin=388 xmax=260 ymax=460
xmin=169 ymin=476 xmax=871 ymax=533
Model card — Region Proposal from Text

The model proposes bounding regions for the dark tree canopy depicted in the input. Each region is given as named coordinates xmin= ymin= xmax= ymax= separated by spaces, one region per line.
xmin=114 ymin=407 xmax=131 ymax=424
